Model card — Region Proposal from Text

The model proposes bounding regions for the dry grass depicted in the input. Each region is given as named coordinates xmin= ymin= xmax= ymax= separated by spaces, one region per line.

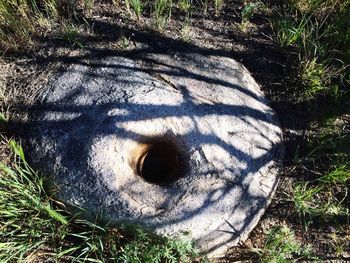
xmin=0 ymin=57 xmax=59 ymax=118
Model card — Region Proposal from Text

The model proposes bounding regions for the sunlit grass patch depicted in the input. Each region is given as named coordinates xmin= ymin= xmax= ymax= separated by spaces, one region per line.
xmin=299 ymin=58 xmax=343 ymax=99
xmin=238 ymin=1 xmax=261 ymax=31
xmin=0 ymin=139 xmax=197 ymax=262
xmin=258 ymin=226 xmax=315 ymax=262
xmin=127 ymin=0 xmax=143 ymax=20
xmin=153 ymin=0 xmax=173 ymax=28
xmin=0 ymin=139 xmax=67 ymax=261
xmin=318 ymin=164 xmax=350 ymax=185
xmin=290 ymin=172 xmax=349 ymax=226
xmin=178 ymin=0 xmax=192 ymax=13
xmin=292 ymin=120 xmax=350 ymax=225
xmin=270 ymin=0 xmax=350 ymax=101
xmin=180 ymin=20 xmax=192 ymax=42
xmin=0 ymin=0 xmax=59 ymax=49
xmin=213 ymin=0 xmax=223 ymax=16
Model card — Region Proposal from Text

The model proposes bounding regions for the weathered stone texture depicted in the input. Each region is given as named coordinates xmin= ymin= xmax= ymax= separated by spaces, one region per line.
xmin=25 ymin=52 xmax=284 ymax=257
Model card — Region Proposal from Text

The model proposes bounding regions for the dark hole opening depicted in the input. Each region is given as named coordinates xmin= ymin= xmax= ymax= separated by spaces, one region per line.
xmin=137 ymin=141 xmax=181 ymax=185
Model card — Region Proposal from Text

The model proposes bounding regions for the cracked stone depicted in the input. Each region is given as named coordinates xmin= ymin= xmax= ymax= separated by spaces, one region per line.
xmin=22 ymin=51 xmax=284 ymax=257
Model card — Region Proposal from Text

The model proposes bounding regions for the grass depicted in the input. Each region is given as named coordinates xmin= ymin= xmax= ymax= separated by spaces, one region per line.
xmin=291 ymin=179 xmax=349 ymax=226
xmin=178 ymin=0 xmax=192 ymax=13
xmin=213 ymin=0 xmax=223 ymax=17
xmin=180 ymin=18 xmax=192 ymax=42
xmin=267 ymin=0 xmax=350 ymax=258
xmin=271 ymin=0 xmax=350 ymax=99
xmin=0 ymin=139 xmax=67 ymax=261
xmin=0 ymin=139 xmax=197 ymax=262
xmin=318 ymin=164 xmax=350 ymax=185
xmin=239 ymin=1 xmax=260 ymax=31
xmin=84 ymin=0 xmax=94 ymax=12
xmin=258 ymin=226 xmax=314 ymax=262
xmin=307 ymin=121 xmax=350 ymax=159
xmin=153 ymin=0 xmax=173 ymax=28
xmin=299 ymin=58 xmax=342 ymax=99
xmin=272 ymin=14 xmax=309 ymax=47
xmin=289 ymin=120 xmax=350 ymax=225
xmin=128 ymin=0 xmax=143 ymax=20
xmin=270 ymin=1 xmax=349 ymax=236
xmin=0 ymin=1 xmax=33 ymax=49
xmin=60 ymin=24 xmax=84 ymax=48
xmin=289 ymin=114 xmax=350 ymax=227
xmin=0 ymin=0 xmax=60 ymax=49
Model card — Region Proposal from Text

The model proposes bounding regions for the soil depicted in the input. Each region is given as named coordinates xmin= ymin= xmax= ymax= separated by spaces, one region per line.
xmin=1 ymin=0 xmax=349 ymax=261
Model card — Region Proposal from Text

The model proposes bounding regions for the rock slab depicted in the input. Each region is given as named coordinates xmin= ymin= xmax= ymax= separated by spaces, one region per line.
xmin=25 ymin=52 xmax=284 ymax=257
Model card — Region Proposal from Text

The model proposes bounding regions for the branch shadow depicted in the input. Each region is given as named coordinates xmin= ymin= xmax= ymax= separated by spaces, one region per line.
xmin=3 ymin=4 xmax=316 ymax=255
xmin=11 ymin=40 xmax=284 ymax=256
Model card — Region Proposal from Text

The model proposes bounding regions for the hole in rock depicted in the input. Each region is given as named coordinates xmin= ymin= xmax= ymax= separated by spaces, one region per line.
xmin=134 ymin=140 xmax=183 ymax=185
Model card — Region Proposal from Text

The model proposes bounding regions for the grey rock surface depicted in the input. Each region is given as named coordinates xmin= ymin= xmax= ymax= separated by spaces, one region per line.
xmin=25 ymin=52 xmax=283 ymax=257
